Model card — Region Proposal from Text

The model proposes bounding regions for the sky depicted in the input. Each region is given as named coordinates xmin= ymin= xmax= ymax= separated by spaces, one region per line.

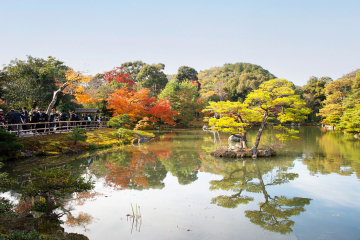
xmin=1 ymin=0 xmax=359 ymax=86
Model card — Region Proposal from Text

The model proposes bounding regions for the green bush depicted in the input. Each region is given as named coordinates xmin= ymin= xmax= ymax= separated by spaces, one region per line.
xmin=0 ymin=129 xmax=23 ymax=160
xmin=0 ymin=229 xmax=54 ymax=240
xmin=65 ymin=127 xmax=87 ymax=145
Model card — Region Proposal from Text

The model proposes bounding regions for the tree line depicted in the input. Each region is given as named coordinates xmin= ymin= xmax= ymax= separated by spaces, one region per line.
xmin=1 ymin=56 xmax=359 ymax=137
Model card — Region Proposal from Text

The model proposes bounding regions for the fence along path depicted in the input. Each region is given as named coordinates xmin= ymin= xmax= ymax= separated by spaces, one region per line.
xmin=3 ymin=120 xmax=108 ymax=137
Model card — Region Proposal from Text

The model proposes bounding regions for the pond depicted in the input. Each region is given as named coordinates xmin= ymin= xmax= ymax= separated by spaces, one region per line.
xmin=2 ymin=127 xmax=360 ymax=239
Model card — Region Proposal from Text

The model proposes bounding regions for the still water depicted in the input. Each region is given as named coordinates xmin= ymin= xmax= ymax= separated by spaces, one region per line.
xmin=2 ymin=127 xmax=360 ymax=239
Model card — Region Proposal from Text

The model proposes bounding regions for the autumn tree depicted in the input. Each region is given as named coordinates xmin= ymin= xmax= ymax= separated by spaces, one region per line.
xmin=107 ymin=86 xmax=178 ymax=126
xmin=205 ymin=79 xmax=310 ymax=154
xmin=317 ymin=78 xmax=352 ymax=125
xmin=203 ymin=101 xmax=262 ymax=148
xmin=47 ymin=68 xmax=92 ymax=115
xmin=245 ymin=79 xmax=310 ymax=151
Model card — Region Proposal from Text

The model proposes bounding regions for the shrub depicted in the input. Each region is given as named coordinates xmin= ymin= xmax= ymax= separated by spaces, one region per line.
xmin=0 ymin=229 xmax=54 ymax=240
xmin=0 ymin=129 xmax=23 ymax=161
xmin=65 ymin=127 xmax=87 ymax=145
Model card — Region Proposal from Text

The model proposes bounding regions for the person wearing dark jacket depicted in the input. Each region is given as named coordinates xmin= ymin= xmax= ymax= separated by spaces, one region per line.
xmin=59 ymin=110 xmax=68 ymax=130
xmin=49 ymin=108 xmax=58 ymax=132
xmin=22 ymin=107 xmax=29 ymax=123
xmin=37 ymin=109 xmax=48 ymax=133
xmin=30 ymin=110 xmax=39 ymax=132
xmin=10 ymin=109 xmax=24 ymax=132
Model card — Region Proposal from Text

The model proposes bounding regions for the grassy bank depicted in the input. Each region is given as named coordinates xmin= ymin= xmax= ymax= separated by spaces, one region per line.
xmin=16 ymin=128 xmax=155 ymax=156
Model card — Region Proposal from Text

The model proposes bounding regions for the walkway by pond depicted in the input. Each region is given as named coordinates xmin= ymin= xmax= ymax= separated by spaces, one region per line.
xmin=3 ymin=120 xmax=108 ymax=137
xmin=1 ymin=127 xmax=360 ymax=239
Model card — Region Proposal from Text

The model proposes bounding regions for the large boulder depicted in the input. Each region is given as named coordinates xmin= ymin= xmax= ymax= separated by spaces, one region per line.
xmin=228 ymin=135 xmax=241 ymax=142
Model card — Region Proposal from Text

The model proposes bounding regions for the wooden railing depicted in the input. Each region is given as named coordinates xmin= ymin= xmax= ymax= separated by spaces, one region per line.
xmin=2 ymin=120 xmax=108 ymax=137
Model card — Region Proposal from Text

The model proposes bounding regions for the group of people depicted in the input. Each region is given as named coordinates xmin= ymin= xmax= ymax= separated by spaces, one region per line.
xmin=0 ymin=107 xmax=108 ymax=134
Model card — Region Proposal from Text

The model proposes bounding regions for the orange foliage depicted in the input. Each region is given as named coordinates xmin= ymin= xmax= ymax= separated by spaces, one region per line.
xmin=74 ymin=85 xmax=101 ymax=104
xmin=107 ymin=87 xmax=178 ymax=125
xmin=15 ymin=198 xmax=32 ymax=214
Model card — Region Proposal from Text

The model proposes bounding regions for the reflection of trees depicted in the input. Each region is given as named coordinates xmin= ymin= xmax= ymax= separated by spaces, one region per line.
xmin=74 ymin=191 xmax=103 ymax=206
xmin=207 ymin=159 xmax=311 ymax=234
xmin=301 ymin=128 xmax=360 ymax=179
xmin=155 ymin=132 xmax=203 ymax=185
xmin=245 ymin=196 xmax=311 ymax=235
xmin=103 ymin=149 xmax=167 ymax=190
xmin=66 ymin=212 xmax=94 ymax=231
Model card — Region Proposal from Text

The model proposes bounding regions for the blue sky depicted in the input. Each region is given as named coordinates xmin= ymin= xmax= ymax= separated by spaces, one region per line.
xmin=1 ymin=0 xmax=359 ymax=86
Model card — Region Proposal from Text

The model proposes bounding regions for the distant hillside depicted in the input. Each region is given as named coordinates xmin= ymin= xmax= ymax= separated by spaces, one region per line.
xmin=198 ymin=62 xmax=276 ymax=101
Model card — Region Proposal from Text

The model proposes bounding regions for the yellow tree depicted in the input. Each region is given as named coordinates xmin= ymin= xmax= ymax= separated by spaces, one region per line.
xmin=46 ymin=69 xmax=91 ymax=115
xmin=204 ymin=79 xmax=310 ymax=155
xmin=203 ymin=101 xmax=262 ymax=148
xmin=317 ymin=78 xmax=352 ymax=125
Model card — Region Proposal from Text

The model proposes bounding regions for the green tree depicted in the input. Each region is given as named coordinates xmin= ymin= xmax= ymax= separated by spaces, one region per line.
xmin=20 ymin=167 xmax=94 ymax=217
xmin=0 ymin=129 xmax=23 ymax=161
xmin=302 ymin=76 xmax=332 ymax=122
xmin=136 ymin=63 xmax=168 ymax=96
xmin=343 ymin=71 xmax=360 ymax=109
xmin=159 ymin=80 xmax=201 ymax=126
xmin=65 ymin=127 xmax=87 ymax=145
xmin=198 ymin=63 xmax=276 ymax=101
xmin=336 ymin=104 xmax=360 ymax=135
xmin=119 ymin=61 xmax=146 ymax=81
xmin=0 ymin=162 xmax=17 ymax=193
xmin=1 ymin=56 xmax=68 ymax=109
xmin=171 ymin=66 xmax=199 ymax=83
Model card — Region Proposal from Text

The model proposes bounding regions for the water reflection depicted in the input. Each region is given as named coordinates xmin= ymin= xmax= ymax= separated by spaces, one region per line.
xmin=1 ymin=128 xmax=360 ymax=239
xmin=299 ymin=128 xmax=360 ymax=178
xmin=207 ymin=158 xmax=312 ymax=234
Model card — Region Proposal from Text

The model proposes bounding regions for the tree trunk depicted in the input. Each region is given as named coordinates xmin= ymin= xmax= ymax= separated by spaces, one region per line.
xmin=251 ymin=112 xmax=268 ymax=151
xmin=39 ymin=192 xmax=54 ymax=217
xmin=234 ymin=132 xmax=248 ymax=148
xmin=46 ymin=82 xmax=69 ymax=116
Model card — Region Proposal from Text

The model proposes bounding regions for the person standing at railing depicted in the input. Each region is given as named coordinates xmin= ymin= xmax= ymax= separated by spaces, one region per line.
xmin=49 ymin=108 xmax=58 ymax=133
xmin=5 ymin=107 xmax=13 ymax=131
xmin=59 ymin=110 xmax=68 ymax=130
xmin=81 ymin=114 xmax=86 ymax=128
xmin=37 ymin=109 xmax=48 ymax=133
xmin=69 ymin=111 xmax=76 ymax=127
xmin=87 ymin=113 xmax=92 ymax=127
xmin=10 ymin=109 xmax=24 ymax=133
xmin=30 ymin=110 xmax=39 ymax=132
xmin=22 ymin=107 xmax=29 ymax=123
xmin=0 ymin=109 xmax=5 ymax=129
